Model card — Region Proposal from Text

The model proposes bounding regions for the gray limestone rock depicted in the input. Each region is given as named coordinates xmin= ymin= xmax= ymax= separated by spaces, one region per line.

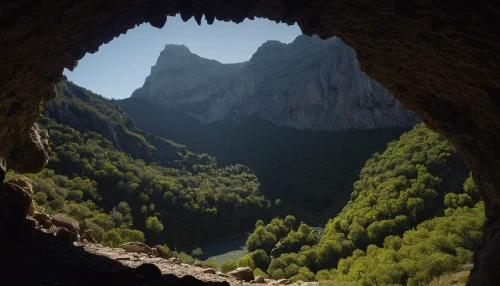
xmin=132 ymin=36 xmax=419 ymax=130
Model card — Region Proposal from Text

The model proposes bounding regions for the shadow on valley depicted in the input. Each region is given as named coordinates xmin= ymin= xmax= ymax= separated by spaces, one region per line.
xmin=4 ymin=79 xmax=480 ymax=286
xmin=118 ymin=97 xmax=411 ymax=222
xmin=37 ymin=80 xmax=273 ymax=248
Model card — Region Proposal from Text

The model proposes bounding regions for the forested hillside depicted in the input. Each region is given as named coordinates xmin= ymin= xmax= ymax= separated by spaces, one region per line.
xmin=12 ymin=79 xmax=483 ymax=285
xmin=17 ymin=80 xmax=273 ymax=248
xmin=119 ymin=97 xmax=410 ymax=221
xmin=228 ymin=125 xmax=482 ymax=285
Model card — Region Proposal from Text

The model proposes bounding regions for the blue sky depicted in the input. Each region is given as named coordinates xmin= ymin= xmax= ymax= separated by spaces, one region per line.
xmin=65 ymin=16 xmax=301 ymax=99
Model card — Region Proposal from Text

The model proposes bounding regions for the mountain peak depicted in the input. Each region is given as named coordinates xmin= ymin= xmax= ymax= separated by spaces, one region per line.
xmin=132 ymin=36 xmax=419 ymax=130
xmin=162 ymin=44 xmax=191 ymax=53
xmin=147 ymin=44 xmax=222 ymax=79
xmin=250 ymin=40 xmax=287 ymax=62
xmin=250 ymin=35 xmax=336 ymax=63
xmin=290 ymin=34 xmax=328 ymax=47
xmin=260 ymin=39 xmax=286 ymax=48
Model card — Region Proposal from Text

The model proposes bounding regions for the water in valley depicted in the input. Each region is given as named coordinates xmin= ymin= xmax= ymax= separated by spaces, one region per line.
xmin=191 ymin=226 xmax=325 ymax=269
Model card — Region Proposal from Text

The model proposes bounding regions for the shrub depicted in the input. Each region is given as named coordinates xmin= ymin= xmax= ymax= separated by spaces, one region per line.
xmin=254 ymin=268 xmax=269 ymax=279
xmin=191 ymin=247 xmax=203 ymax=257
xmin=251 ymin=250 xmax=270 ymax=270
xmin=316 ymin=269 xmax=332 ymax=281
xmin=145 ymin=216 xmax=164 ymax=233
xmin=174 ymin=252 xmax=196 ymax=265
xmin=271 ymin=269 xmax=285 ymax=280
xmin=246 ymin=226 xmax=277 ymax=254
xmin=220 ymin=259 xmax=237 ymax=274
xmin=236 ymin=255 xmax=256 ymax=269
xmin=34 ymin=192 xmax=48 ymax=205
xmin=103 ymin=229 xmax=123 ymax=247
xmin=204 ymin=258 xmax=217 ymax=269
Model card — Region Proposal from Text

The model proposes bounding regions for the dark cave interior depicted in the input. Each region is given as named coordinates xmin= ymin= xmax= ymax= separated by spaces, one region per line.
xmin=1 ymin=1 xmax=500 ymax=285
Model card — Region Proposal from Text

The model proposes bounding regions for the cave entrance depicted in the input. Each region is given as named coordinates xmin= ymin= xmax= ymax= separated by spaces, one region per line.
xmin=61 ymin=15 xmax=420 ymax=226
xmin=2 ymin=2 xmax=500 ymax=285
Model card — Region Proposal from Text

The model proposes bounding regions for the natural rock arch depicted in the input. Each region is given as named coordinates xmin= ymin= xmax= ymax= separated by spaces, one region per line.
xmin=1 ymin=1 xmax=500 ymax=284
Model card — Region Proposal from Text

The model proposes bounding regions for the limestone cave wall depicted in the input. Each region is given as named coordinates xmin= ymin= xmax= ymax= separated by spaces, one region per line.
xmin=1 ymin=0 xmax=500 ymax=284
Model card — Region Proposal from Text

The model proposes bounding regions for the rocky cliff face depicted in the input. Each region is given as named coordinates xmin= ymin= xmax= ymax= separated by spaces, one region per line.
xmin=131 ymin=36 xmax=419 ymax=130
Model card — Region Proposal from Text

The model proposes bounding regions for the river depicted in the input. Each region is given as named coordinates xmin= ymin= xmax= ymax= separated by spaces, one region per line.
xmin=188 ymin=226 xmax=325 ymax=269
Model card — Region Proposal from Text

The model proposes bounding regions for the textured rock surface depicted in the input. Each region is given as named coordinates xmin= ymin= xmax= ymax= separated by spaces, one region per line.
xmin=227 ymin=267 xmax=254 ymax=282
xmin=51 ymin=213 xmax=80 ymax=234
xmin=82 ymin=242 xmax=317 ymax=285
xmin=119 ymin=242 xmax=154 ymax=255
xmin=203 ymin=268 xmax=217 ymax=274
xmin=154 ymin=245 xmax=172 ymax=259
xmin=132 ymin=36 xmax=419 ymax=130
xmin=254 ymin=276 xmax=266 ymax=283
xmin=1 ymin=1 xmax=500 ymax=284
xmin=33 ymin=211 xmax=51 ymax=224
xmin=3 ymin=180 xmax=34 ymax=221
xmin=81 ymin=229 xmax=96 ymax=243
xmin=0 ymin=226 xmax=233 ymax=286
xmin=54 ymin=227 xmax=79 ymax=243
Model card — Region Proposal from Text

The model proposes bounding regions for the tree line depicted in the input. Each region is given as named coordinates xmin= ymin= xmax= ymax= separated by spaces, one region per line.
xmin=226 ymin=125 xmax=483 ymax=285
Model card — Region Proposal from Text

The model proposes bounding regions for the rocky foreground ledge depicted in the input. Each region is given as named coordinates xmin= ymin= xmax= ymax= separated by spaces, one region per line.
xmin=0 ymin=174 xmax=317 ymax=286
xmin=2 ymin=210 xmax=319 ymax=286
xmin=82 ymin=242 xmax=318 ymax=286
xmin=27 ymin=209 xmax=317 ymax=285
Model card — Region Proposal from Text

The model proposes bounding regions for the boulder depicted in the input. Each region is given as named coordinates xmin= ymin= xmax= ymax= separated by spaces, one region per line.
xmin=168 ymin=257 xmax=181 ymax=264
xmin=81 ymin=229 xmax=95 ymax=243
xmin=51 ymin=213 xmax=80 ymax=234
xmin=277 ymin=279 xmax=292 ymax=285
xmin=216 ymin=271 xmax=228 ymax=277
xmin=119 ymin=242 xmax=153 ymax=254
xmin=8 ymin=177 xmax=34 ymax=194
xmin=55 ymin=227 xmax=78 ymax=243
xmin=227 ymin=267 xmax=254 ymax=282
xmin=153 ymin=245 xmax=172 ymax=259
xmin=202 ymin=268 xmax=216 ymax=274
xmin=42 ymin=220 xmax=53 ymax=229
xmin=254 ymin=276 xmax=265 ymax=283
xmin=3 ymin=180 xmax=34 ymax=220
xmin=151 ymin=248 xmax=159 ymax=257
xmin=28 ymin=204 xmax=35 ymax=217
xmin=33 ymin=212 xmax=51 ymax=224
xmin=193 ymin=260 xmax=204 ymax=268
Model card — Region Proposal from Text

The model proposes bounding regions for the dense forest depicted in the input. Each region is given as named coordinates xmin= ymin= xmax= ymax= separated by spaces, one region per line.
xmin=12 ymin=80 xmax=273 ymax=248
xmin=223 ymin=125 xmax=483 ymax=285
xmin=12 ymin=79 xmax=485 ymax=285
xmin=119 ymin=97 xmax=410 ymax=221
